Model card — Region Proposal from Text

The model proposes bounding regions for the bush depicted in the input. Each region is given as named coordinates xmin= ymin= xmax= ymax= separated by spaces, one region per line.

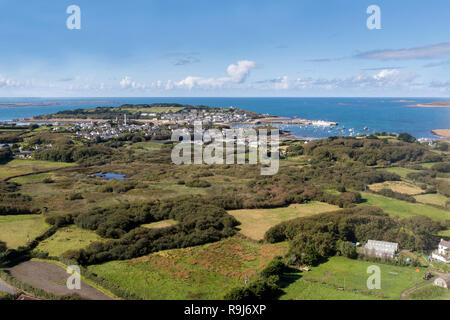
xmin=185 ymin=179 xmax=211 ymax=188
xmin=66 ymin=193 xmax=84 ymax=201
xmin=224 ymin=278 xmax=282 ymax=300
xmin=398 ymin=133 xmax=416 ymax=143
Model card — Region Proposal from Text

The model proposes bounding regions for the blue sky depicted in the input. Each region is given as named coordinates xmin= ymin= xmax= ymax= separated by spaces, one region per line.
xmin=0 ymin=0 xmax=449 ymax=97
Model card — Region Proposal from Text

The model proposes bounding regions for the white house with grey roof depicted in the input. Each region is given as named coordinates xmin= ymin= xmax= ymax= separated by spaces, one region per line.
xmin=432 ymin=239 xmax=450 ymax=264
xmin=361 ymin=240 xmax=399 ymax=259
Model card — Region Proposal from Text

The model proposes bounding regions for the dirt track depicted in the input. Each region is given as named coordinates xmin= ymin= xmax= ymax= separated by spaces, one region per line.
xmin=8 ymin=261 xmax=113 ymax=300
xmin=0 ymin=278 xmax=17 ymax=295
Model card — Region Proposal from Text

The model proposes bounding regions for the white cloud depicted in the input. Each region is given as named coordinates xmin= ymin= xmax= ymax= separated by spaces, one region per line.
xmin=119 ymin=76 xmax=148 ymax=90
xmin=226 ymin=60 xmax=256 ymax=83
xmin=175 ymin=60 xmax=257 ymax=90
xmin=356 ymin=42 xmax=450 ymax=60
xmin=255 ymin=69 xmax=418 ymax=91
xmin=0 ymin=75 xmax=21 ymax=88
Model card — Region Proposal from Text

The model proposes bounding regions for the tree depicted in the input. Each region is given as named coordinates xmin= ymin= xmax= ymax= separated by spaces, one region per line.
xmin=397 ymin=133 xmax=416 ymax=143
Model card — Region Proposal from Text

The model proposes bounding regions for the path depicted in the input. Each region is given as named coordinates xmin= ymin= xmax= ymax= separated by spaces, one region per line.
xmin=0 ymin=277 xmax=17 ymax=295
xmin=8 ymin=260 xmax=113 ymax=300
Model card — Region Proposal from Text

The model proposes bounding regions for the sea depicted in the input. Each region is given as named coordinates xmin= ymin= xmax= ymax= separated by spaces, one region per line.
xmin=0 ymin=97 xmax=449 ymax=140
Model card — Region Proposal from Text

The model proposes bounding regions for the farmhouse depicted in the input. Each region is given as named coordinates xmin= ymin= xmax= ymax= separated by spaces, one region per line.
xmin=433 ymin=274 xmax=450 ymax=289
xmin=432 ymin=239 xmax=450 ymax=263
xmin=361 ymin=240 xmax=399 ymax=258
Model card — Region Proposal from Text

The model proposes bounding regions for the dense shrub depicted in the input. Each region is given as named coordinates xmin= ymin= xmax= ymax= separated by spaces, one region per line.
xmin=372 ymin=188 xmax=417 ymax=203
xmin=69 ymin=196 xmax=239 ymax=265
xmin=431 ymin=162 xmax=450 ymax=173
xmin=185 ymin=179 xmax=211 ymax=188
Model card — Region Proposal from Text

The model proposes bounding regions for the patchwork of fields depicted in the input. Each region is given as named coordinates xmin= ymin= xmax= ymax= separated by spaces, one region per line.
xmin=36 ymin=225 xmax=103 ymax=257
xmin=280 ymin=257 xmax=426 ymax=300
xmin=228 ymin=202 xmax=339 ymax=240
xmin=0 ymin=215 xmax=50 ymax=249
xmin=360 ymin=193 xmax=450 ymax=222
xmin=88 ymin=236 xmax=288 ymax=300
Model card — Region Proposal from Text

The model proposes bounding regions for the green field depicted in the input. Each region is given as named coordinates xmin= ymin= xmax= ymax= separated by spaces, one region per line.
xmin=228 ymin=202 xmax=339 ymax=240
xmin=36 ymin=225 xmax=103 ymax=256
xmin=415 ymin=193 xmax=449 ymax=207
xmin=123 ymin=107 xmax=184 ymax=113
xmin=10 ymin=172 xmax=54 ymax=184
xmin=0 ymin=159 xmax=75 ymax=180
xmin=0 ymin=214 xmax=50 ymax=249
xmin=281 ymin=257 xmax=426 ymax=300
xmin=407 ymin=283 xmax=450 ymax=300
xmin=88 ymin=236 xmax=288 ymax=300
xmin=380 ymin=167 xmax=421 ymax=179
xmin=360 ymin=192 xmax=450 ymax=221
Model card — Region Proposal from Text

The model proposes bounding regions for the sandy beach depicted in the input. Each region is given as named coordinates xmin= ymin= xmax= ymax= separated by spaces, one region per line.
xmin=407 ymin=101 xmax=450 ymax=108
xmin=431 ymin=129 xmax=450 ymax=140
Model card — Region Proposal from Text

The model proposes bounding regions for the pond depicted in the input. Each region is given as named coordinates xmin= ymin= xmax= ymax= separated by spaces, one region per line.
xmin=92 ymin=172 xmax=127 ymax=181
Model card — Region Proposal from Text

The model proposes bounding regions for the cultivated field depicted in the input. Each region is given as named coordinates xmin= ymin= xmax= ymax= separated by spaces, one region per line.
xmin=36 ymin=225 xmax=103 ymax=257
xmin=0 ymin=215 xmax=50 ymax=249
xmin=228 ymin=201 xmax=339 ymax=240
xmin=88 ymin=236 xmax=288 ymax=300
xmin=368 ymin=181 xmax=423 ymax=195
xmin=281 ymin=257 xmax=426 ymax=300
xmin=360 ymin=193 xmax=450 ymax=221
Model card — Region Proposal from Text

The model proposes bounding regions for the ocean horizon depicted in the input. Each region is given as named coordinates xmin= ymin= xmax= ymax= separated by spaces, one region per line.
xmin=0 ymin=97 xmax=449 ymax=140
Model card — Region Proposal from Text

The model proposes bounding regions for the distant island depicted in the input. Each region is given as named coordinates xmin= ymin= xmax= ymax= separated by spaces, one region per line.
xmin=407 ymin=101 xmax=450 ymax=108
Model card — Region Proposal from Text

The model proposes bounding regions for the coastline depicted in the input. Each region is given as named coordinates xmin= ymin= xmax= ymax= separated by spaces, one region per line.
xmin=431 ymin=129 xmax=450 ymax=140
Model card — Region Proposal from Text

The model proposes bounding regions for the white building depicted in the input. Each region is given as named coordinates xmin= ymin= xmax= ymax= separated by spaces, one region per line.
xmin=361 ymin=240 xmax=399 ymax=258
xmin=432 ymin=239 xmax=450 ymax=263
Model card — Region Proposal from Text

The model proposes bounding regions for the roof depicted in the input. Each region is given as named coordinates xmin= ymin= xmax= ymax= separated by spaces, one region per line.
xmin=366 ymin=240 xmax=398 ymax=251
xmin=439 ymin=239 xmax=450 ymax=248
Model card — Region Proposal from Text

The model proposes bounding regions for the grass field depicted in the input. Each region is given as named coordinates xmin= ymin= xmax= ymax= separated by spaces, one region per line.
xmin=123 ymin=107 xmax=184 ymax=113
xmin=414 ymin=193 xmax=449 ymax=207
xmin=0 ymin=214 xmax=50 ymax=249
xmin=88 ymin=236 xmax=288 ymax=300
xmin=360 ymin=192 xmax=450 ymax=222
xmin=142 ymin=219 xmax=178 ymax=229
xmin=368 ymin=181 xmax=423 ymax=195
xmin=10 ymin=172 xmax=54 ymax=184
xmin=0 ymin=159 xmax=75 ymax=180
xmin=280 ymin=256 xmax=426 ymax=300
xmin=407 ymin=283 xmax=450 ymax=300
xmin=228 ymin=202 xmax=339 ymax=240
xmin=36 ymin=225 xmax=103 ymax=256
xmin=380 ymin=167 xmax=421 ymax=179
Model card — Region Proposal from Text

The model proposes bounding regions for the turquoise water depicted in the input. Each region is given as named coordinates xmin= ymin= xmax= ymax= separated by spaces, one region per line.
xmin=0 ymin=97 xmax=449 ymax=139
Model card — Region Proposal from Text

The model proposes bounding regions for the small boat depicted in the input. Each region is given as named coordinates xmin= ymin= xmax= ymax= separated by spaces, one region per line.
xmin=363 ymin=126 xmax=368 ymax=131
